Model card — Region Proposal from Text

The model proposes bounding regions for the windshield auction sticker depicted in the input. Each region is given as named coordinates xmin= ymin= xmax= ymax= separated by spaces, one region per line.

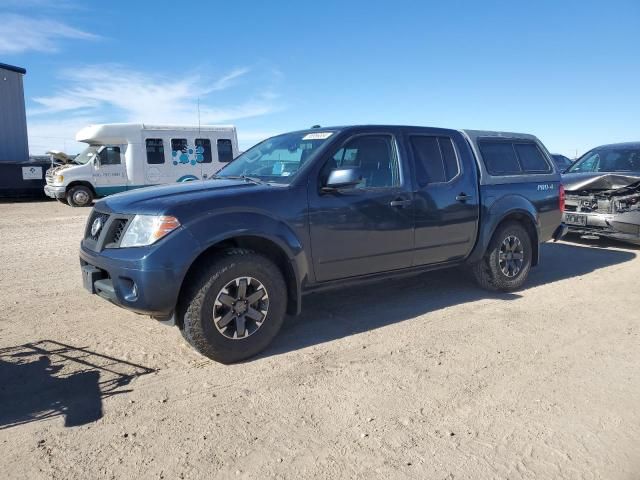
xmin=302 ymin=132 xmax=333 ymax=140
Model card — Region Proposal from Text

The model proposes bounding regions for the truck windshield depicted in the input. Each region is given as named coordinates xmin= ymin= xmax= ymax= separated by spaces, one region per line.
xmin=216 ymin=131 xmax=335 ymax=184
xmin=567 ymin=147 xmax=640 ymax=173
xmin=74 ymin=145 xmax=99 ymax=165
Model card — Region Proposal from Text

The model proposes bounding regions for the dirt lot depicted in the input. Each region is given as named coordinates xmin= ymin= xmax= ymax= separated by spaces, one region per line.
xmin=0 ymin=200 xmax=639 ymax=480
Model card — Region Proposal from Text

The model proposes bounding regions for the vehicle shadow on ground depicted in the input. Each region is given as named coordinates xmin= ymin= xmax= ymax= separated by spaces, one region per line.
xmin=562 ymin=232 xmax=640 ymax=251
xmin=264 ymin=241 xmax=636 ymax=358
xmin=0 ymin=196 xmax=51 ymax=204
xmin=0 ymin=340 xmax=155 ymax=429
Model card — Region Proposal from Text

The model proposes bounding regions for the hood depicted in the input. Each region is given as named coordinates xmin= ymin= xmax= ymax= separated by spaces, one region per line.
xmin=47 ymin=163 xmax=77 ymax=175
xmin=97 ymin=179 xmax=267 ymax=214
xmin=562 ymin=172 xmax=640 ymax=192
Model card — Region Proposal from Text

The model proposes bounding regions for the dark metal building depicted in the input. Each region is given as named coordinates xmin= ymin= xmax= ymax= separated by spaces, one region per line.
xmin=0 ymin=62 xmax=29 ymax=162
xmin=0 ymin=63 xmax=47 ymax=197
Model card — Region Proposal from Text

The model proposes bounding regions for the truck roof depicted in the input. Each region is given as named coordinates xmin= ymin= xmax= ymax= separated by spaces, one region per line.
xmin=461 ymin=129 xmax=541 ymax=142
xmin=292 ymin=125 xmax=542 ymax=141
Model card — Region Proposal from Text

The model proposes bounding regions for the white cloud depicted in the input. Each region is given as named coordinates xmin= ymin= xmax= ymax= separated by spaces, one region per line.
xmin=27 ymin=115 xmax=96 ymax=155
xmin=30 ymin=65 xmax=278 ymax=122
xmin=27 ymin=64 xmax=283 ymax=154
xmin=0 ymin=13 xmax=98 ymax=54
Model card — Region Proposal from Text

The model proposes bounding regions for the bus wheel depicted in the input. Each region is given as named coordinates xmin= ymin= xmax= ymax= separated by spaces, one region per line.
xmin=66 ymin=185 xmax=94 ymax=207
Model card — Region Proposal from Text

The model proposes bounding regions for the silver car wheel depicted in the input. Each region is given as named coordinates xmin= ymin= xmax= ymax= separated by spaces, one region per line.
xmin=73 ymin=189 xmax=90 ymax=206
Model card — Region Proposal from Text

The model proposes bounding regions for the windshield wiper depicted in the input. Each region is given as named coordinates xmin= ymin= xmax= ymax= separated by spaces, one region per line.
xmin=218 ymin=175 xmax=266 ymax=185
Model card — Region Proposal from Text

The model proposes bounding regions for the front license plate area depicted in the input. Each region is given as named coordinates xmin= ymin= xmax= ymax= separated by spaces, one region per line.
xmin=82 ymin=265 xmax=103 ymax=294
xmin=564 ymin=213 xmax=587 ymax=226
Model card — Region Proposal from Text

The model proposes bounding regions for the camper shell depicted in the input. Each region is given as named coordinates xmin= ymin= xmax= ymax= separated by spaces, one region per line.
xmin=44 ymin=123 xmax=238 ymax=206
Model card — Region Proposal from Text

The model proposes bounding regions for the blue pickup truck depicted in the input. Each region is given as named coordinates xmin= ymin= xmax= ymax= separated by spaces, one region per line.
xmin=80 ymin=125 xmax=566 ymax=363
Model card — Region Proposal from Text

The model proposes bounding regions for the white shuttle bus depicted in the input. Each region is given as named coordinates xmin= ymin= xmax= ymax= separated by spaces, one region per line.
xmin=44 ymin=123 xmax=239 ymax=206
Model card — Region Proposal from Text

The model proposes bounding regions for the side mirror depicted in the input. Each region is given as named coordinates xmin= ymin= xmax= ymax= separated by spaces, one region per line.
xmin=322 ymin=167 xmax=362 ymax=192
xmin=92 ymin=152 xmax=100 ymax=167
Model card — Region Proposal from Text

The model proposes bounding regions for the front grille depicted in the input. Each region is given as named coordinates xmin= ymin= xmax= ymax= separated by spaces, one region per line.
xmin=83 ymin=210 xmax=131 ymax=251
xmin=111 ymin=219 xmax=128 ymax=244
xmin=85 ymin=211 xmax=110 ymax=241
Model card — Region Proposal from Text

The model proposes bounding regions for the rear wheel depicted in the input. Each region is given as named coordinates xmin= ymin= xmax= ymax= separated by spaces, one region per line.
xmin=66 ymin=185 xmax=93 ymax=207
xmin=472 ymin=222 xmax=533 ymax=291
xmin=180 ymin=249 xmax=287 ymax=363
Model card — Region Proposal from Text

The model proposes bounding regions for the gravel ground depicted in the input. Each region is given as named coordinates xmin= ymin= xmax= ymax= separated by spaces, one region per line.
xmin=0 ymin=200 xmax=639 ymax=480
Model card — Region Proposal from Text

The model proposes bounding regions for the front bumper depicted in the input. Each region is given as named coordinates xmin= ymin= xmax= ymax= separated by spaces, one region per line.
xmin=79 ymin=227 xmax=201 ymax=317
xmin=44 ymin=184 xmax=66 ymax=199
xmin=563 ymin=212 xmax=640 ymax=245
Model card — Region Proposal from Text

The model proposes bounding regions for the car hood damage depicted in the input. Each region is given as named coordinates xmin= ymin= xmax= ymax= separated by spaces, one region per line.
xmin=562 ymin=173 xmax=640 ymax=244
xmin=562 ymin=172 xmax=640 ymax=192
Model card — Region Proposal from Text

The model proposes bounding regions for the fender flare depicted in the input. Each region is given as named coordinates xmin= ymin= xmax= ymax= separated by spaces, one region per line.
xmin=179 ymin=211 xmax=308 ymax=315
xmin=468 ymin=195 xmax=541 ymax=265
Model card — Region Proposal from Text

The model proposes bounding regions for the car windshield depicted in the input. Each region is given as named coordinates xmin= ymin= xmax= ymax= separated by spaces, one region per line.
xmin=567 ymin=146 xmax=640 ymax=173
xmin=552 ymin=155 xmax=573 ymax=172
xmin=216 ymin=131 xmax=336 ymax=184
xmin=74 ymin=145 xmax=99 ymax=165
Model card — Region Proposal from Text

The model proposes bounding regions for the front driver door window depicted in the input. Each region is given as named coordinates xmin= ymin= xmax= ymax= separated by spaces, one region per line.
xmin=309 ymin=134 xmax=414 ymax=282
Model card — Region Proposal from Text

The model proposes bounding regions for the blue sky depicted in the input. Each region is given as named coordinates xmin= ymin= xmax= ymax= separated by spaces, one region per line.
xmin=1 ymin=0 xmax=638 ymax=156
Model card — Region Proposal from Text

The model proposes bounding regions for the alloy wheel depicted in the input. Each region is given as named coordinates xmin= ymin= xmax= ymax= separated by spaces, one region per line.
xmin=499 ymin=235 xmax=525 ymax=277
xmin=212 ymin=277 xmax=269 ymax=340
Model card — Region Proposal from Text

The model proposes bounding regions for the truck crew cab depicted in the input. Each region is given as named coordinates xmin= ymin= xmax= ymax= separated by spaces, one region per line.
xmin=80 ymin=125 xmax=566 ymax=363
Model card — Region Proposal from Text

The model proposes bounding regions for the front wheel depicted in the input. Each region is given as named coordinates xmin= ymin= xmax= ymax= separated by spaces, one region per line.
xmin=472 ymin=222 xmax=533 ymax=292
xmin=180 ymin=249 xmax=287 ymax=363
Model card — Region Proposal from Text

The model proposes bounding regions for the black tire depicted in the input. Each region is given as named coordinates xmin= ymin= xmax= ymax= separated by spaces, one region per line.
xmin=179 ymin=249 xmax=287 ymax=364
xmin=472 ymin=222 xmax=533 ymax=292
xmin=66 ymin=185 xmax=93 ymax=207
xmin=56 ymin=198 xmax=69 ymax=205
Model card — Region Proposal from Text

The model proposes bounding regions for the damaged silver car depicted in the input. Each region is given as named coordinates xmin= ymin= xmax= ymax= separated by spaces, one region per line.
xmin=562 ymin=142 xmax=640 ymax=245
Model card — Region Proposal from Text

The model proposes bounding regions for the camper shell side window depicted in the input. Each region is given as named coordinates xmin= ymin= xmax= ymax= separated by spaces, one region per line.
xmin=479 ymin=140 xmax=552 ymax=176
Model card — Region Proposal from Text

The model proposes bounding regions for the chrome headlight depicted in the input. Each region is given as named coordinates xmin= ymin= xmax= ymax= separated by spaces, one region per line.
xmin=54 ymin=175 xmax=64 ymax=184
xmin=120 ymin=215 xmax=181 ymax=248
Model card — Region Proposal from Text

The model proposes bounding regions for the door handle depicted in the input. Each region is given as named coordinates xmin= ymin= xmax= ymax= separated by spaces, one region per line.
xmin=456 ymin=193 xmax=472 ymax=202
xmin=389 ymin=198 xmax=412 ymax=208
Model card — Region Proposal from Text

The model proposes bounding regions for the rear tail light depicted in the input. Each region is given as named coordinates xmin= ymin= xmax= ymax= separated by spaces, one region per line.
xmin=559 ymin=184 xmax=565 ymax=212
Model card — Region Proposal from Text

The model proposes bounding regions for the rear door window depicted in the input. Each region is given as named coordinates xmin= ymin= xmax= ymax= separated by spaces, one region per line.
xmin=410 ymin=136 xmax=460 ymax=186
xmin=439 ymin=137 xmax=460 ymax=180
